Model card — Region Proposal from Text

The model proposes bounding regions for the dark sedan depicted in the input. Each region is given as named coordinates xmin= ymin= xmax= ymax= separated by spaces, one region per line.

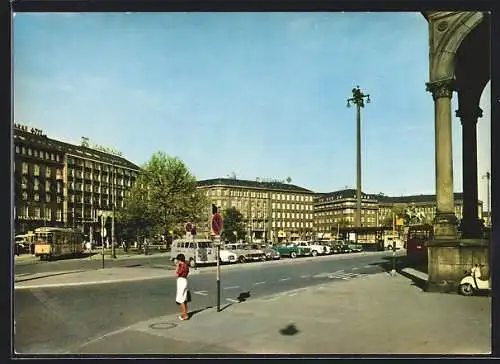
xmin=250 ymin=244 xmax=280 ymax=260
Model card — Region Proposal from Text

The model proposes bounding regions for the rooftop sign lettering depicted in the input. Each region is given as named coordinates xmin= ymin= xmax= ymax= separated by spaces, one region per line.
xmin=81 ymin=136 xmax=123 ymax=157
xmin=14 ymin=123 xmax=45 ymax=136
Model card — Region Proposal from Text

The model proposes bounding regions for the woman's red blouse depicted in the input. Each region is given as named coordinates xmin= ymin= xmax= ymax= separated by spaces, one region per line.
xmin=176 ymin=261 xmax=189 ymax=278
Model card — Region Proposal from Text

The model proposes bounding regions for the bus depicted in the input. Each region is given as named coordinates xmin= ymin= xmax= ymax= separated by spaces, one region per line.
xmin=34 ymin=227 xmax=84 ymax=261
xmin=406 ymin=224 xmax=434 ymax=265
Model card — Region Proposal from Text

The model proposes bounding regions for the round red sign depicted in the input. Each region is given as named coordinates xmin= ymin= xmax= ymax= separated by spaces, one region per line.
xmin=211 ymin=213 xmax=224 ymax=235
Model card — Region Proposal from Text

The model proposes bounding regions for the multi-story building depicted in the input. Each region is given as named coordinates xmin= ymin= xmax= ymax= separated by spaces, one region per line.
xmin=13 ymin=123 xmax=141 ymax=237
xmin=375 ymin=193 xmax=482 ymax=227
xmin=313 ymin=189 xmax=483 ymax=239
xmin=314 ymin=189 xmax=379 ymax=238
xmin=197 ymin=178 xmax=316 ymax=241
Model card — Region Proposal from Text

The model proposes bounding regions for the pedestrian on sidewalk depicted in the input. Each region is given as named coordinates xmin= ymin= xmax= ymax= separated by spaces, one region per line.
xmin=175 ymin=253 xmax=190 ymax=321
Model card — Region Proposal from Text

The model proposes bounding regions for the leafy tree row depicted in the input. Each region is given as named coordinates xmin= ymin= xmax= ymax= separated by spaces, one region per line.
xmin=117 ymin=151 xmax=209 ymax=241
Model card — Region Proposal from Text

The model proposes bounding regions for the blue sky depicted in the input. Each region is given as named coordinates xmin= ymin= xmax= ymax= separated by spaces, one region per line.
xmin=13 ymin=12 xmax=491 ymax=204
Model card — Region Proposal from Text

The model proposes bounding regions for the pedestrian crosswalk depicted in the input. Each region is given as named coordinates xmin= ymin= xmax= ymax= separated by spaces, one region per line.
xmin=311 ymin=270 xmax=369 ymax=281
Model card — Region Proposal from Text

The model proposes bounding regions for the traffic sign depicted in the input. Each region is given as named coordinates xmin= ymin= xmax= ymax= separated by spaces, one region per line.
xmin=211 ymin=212 xmax=224 ymax=235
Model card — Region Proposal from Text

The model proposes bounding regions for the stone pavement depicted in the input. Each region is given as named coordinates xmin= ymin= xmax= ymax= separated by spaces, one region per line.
xmin=66 ymin=272 xmax=491 ymax=355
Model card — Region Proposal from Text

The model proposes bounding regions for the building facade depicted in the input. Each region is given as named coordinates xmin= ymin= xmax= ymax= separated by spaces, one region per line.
xmin=314 ymin=189 xmax=379 ymax=238
xmin=313 ymin=189 xmax=483 ymax=239
xmin=197 ymin=178 xmax=316 ymax=241
xmin=13 ymin=124 xmax=141 ymax=237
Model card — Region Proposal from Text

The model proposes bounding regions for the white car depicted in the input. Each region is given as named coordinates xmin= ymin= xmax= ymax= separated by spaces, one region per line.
xmin=219 ymin=248 xmax=238 ymax=264
xmin=295 ymin=241 xmax=327 ymax=257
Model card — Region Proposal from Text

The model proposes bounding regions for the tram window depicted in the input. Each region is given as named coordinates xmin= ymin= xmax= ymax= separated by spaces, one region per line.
xmin=47 ymin=234 xmax=53 ymax=244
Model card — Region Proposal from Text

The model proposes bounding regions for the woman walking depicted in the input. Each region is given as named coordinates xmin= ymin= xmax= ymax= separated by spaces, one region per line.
xmin=175 ymin=253 xmax=190 ymax=320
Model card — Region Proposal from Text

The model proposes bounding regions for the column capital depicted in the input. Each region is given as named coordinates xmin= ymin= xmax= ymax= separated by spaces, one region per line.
xmin=455 ymin=107 xmax=483 ymax=121
xmin=426 ymin=79 xmax=455 ymax=100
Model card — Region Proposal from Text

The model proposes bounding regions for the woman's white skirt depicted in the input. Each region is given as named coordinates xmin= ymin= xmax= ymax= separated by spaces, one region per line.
xmin=176 ymin=277 xmax=188 ymax=304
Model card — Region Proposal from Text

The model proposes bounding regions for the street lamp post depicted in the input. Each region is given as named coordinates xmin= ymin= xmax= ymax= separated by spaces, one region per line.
xmin=347 ymin=85 xmax=371 ymax=233
xmin=111 ymin=162 xmax=116 ymax=259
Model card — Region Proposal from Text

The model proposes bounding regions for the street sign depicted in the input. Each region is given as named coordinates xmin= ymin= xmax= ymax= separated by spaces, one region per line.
xmin=212 ymin=213 xmax=224 ymax=235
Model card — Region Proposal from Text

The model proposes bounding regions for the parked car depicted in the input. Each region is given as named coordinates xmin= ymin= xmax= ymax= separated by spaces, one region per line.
xmin=316 ymin=241 xmax=333 ymax=254
xmin=332 ymin=241 xmax=352 ymax=254
xmin=347 ymin=243 xmax=364 ymax=253
xmin=273 ymin=243 xmax=311 ymax=258
xmin=252 ymin=244 xmax=280 ymax=260
xmin=224 ymin=243 xmax=266 ymax=263
xmin=295 ymin=241 xmax=327 ymax=256
xmin=171 ymin=239 xmax=238 ymax=267
xmin=219 ymin=248 xmax=239 ymax=263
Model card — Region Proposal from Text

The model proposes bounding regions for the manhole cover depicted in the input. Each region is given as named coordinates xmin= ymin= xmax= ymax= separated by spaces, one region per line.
xmin=149 ymin=322 xmax=178 ymax=330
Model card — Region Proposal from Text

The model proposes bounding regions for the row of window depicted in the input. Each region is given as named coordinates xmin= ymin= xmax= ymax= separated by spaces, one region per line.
xmin=20 ymin=177 xmax=63 ymax=192
xmin=17 ymin=206 xmax=63 ymax=221
xmin=271 ymin=212 xmax=313 ymax=220
xmin=319 ymin=194 xmax=374 ymax=202
xmin=68 ymin=198 xmax=125 ymax=207
xmin=68 ymin=183 xmax=128 ymax=196
xmin=316 ymin=209 xmax=378 ymax=216
xmin=316 ymin=216 xmax=377 ymax=224
xmin=68 ymin=170 xmax=134 ymax=186
xmin=15 ymin=145 xmax=62 ymax=162
xmin=206 ymin=189 xmax=314 ymax=203
xmin=273 ymin=221 xmax=312 ymax=228
xmin=19 ymin=163 xmax=64 ymax=178
xmin=67 ymin=157 xmax=138 ymax=177
xmin=19 ymin=192 xmax=63 ymax=203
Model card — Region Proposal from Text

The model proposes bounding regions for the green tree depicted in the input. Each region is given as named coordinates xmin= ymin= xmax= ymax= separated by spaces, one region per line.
xmin=119 ymin=151 xmax=208 ymax=238
xmin=380 ymin=215 xmax=393 ymax=227
xmin=220 ymin=207 xmax=246 ymax=243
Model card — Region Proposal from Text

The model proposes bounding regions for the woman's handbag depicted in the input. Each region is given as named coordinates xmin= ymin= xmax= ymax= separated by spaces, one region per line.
xmin=186 ymin=289 xmax=192 ymax=303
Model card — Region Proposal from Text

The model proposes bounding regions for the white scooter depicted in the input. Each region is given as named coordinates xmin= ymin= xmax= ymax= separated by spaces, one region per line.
xmin=458 ymin=264 xmax=491 ymax=296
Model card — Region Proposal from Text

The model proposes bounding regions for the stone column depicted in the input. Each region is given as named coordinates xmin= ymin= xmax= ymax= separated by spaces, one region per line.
xmin=426 ymin=79 xmax=458 ymax=239
xmin=456 ymin=105 xmax=483 ymax=238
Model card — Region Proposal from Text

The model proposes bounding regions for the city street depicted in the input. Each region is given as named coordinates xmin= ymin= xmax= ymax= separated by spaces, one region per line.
xmin=14 ymin=251 xmax=173 ymax=276
xmin=14 ymin=251 xmax=396 ymax=354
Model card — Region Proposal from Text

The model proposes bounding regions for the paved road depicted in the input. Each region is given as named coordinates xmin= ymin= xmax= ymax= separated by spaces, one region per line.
xmin=14 ymin=251 xmax=398 ymax=354
xmin=14 ymin=253 xmax=173 ymax=275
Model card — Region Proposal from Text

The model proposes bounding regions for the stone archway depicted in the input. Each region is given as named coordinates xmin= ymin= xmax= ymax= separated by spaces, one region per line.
xmin=423 ymin=11 xmax=490 ymax=293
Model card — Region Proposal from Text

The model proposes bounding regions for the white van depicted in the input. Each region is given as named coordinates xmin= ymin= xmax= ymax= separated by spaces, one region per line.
xmin=170 ymin=239 xmax=237 ymax=267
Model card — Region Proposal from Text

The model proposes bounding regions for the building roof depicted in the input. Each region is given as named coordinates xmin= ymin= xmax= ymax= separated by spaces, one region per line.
xmin=14 ymin=127 xmax=141 ymax=171
xmin=374 ymin=192 xmax=465 ymax=203
xmin=197 ymin=178 xmax=314 ymax=193
xmin=315 ymin=190 xmax=468 ymax=204
xmin=315 ymin=189 xmax=377 ymax=201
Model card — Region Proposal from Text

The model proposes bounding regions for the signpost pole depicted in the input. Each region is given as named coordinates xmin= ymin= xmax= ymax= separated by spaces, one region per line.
xmin=211 ymin=207 xmax=224 ymax=313
xmin=216 ymin=241 xmax=221 ymax=312
xmin=391 ymin=213 xmax=396 ymax=276
xmin=101 ymin=214 xmax=105 ymax=269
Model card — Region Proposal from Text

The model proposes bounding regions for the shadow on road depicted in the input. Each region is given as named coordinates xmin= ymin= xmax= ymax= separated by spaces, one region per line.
xmin=218 ymin=303 xmax=233 ymax=312
xmin=368 ymin=255 xmax=428 ymax=291
xmin=14 ymin=270 xmax=87 ymax=283
xmin=189 ymin=306 xmax=213 ymax=319
xmin=279 ymin=323 xmax=300 ymax=336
